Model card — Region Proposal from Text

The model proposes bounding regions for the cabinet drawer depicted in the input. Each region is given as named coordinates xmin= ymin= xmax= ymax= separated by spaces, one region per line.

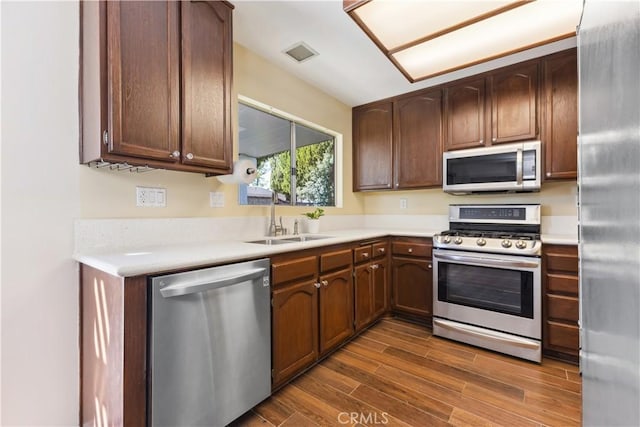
xmin=354 ymin=245 xmax=373 ymax=264
xmin=320 ymin=249 xmax=353 ymax=273
xmin=272 ymin=256 xmax=318 ymax=285
xmin=392 ymin=242 xmax=432 ymax=258
xmin=546 ymin=321 xmax=579 ymax=353
xmin=372 ymin=242 xmax=388 ymax=259
xmin=546 ymin=294 xmax=579 ymax=323
xmin=546 ymin=273 xmax=578 ymax=295
xmin=545 ymin=246 xmax=578 ymax=273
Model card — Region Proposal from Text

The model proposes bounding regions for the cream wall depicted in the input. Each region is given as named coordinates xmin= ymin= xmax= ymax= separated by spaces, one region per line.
xmin=363 ymin=181 xmax=578 ymax=217
xmin=78 ymin=43 xmax=364 ymax=219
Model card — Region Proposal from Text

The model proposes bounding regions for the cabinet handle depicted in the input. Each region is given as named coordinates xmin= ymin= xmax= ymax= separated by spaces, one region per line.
xmin=370 ymin=264 xmax=378 ymax=270
xmin=314 ymin=282 xmax=321 ymax=289
xmin=186 ymin=153 xmax=194 ymax=160
xmin=408 ymin=248 xmax=413 ymax=253
xmin=378 ymin=248 xmax=385 ymax=253
xmin=321 ymin=280 xmax=329 ymax=287
xmin=362 ymin=252 xmax=369 ymax=258
xmin=170 ymin=150 xmax=180 ymax=158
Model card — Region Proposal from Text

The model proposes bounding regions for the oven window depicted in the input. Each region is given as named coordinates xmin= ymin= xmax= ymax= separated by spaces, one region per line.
xmin=438 ymin=262 xmax=534 ymax=318
xmin=446 ymin=152 xmax=517 ymax=185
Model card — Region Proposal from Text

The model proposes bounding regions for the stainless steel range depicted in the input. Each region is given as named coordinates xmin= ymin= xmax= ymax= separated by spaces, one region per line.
xmin=432 ymin=204 xmax=542 ymax=362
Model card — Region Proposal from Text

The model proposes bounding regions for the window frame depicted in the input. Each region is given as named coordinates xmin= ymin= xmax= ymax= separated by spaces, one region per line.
xmin=238 ymin=95 xmax=343 ymax=208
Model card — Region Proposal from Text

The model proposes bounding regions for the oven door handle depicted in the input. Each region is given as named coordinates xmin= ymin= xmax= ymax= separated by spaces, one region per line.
xmin=433 ymin=252 xmax=539 ymax=269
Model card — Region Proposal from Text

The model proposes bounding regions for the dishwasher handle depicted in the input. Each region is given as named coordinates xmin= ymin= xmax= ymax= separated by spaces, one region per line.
xmin=159 ymin=267 xmax=267 ymax=298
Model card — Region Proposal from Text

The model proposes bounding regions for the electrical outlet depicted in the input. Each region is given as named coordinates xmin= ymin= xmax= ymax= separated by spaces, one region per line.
xmin=136 ymin=186 xmax=166 ymax=207
xmin=400 ymin=198 xmax=408 ymax=209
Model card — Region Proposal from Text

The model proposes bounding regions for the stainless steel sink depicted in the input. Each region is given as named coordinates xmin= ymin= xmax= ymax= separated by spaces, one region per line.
xmin=246 ymin=235 xmax=333 ymax=245
xmin=246 ymin=239 xmax=295 ymax=245
xmin=282 ymin=235 xmax=333 ymax=242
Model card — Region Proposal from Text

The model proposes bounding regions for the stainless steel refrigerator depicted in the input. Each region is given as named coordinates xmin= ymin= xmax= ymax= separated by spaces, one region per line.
xmin=578 ymin=1 xmax=640 ymax=425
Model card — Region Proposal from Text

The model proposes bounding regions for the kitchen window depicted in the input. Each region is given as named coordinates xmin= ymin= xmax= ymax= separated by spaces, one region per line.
xmin=238 ymin=98 xmax=339 ymax=206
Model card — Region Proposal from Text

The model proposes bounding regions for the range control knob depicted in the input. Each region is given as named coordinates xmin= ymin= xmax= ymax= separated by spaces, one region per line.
xmin=476 ymin=238 xmax=487 ymax=247
xmin=515 ymin=240 xmax=527 ymax=249
xmin=501 ymin=239 xmax=513 ymax=248
xmin=441 ymin=235 xmax=451 ymax=244
xmin=454 ymin=237 xmax=464 ymax=245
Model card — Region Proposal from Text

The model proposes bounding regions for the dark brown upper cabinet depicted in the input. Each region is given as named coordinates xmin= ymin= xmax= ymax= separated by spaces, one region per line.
xmin=80 ymin=1 xmax=233 ymax=175
xmin=353 ymin=89 xmax=443 ymax=191
xmin=542 ymin=49 xmax=578 ymax=179
xmin=444 ymin=62 xmax=539 ymax=151
xmin=444 ymin=78 xmax=486 ymax=151
xmin=352 ymin=101 xmax=394 ymax=191
xmin=394 ymin=89 xmax=443 ymax=189
xmin=489 ymin=62 xmax=538 ymax=144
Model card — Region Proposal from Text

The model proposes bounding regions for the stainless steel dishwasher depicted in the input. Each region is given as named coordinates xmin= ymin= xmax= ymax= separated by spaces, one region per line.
xmin=150 ymin=258 xmax=271 ymax=427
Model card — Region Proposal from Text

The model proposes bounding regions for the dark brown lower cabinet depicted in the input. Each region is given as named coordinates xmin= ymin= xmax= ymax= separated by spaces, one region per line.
xmin=80 ymin=265 xmax=147 ymax=427
xmin=391 ymin=238 xmax=433 ymax=322
xmin=354 ymin=241 xmax=389 ymax=332
xmin=319 ymin=268 xmax=354 ymax=353
xmin=271 ymin=248 xmax=354 ymax=389
xmin=543 ymin=244 xmax=580 ymax=364
xmin=271 ymin=278 xmax=319 ymax=387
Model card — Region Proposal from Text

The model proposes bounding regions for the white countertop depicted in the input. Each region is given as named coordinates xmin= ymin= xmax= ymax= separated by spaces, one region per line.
xmin=541 ymin=234 xmax=579 ymax=245
xmin=73 ymin=228 xmax=440 ymax=277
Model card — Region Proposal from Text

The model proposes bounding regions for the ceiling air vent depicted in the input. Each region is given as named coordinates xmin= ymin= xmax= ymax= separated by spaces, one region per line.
xmin=283 ymin=42 xmax=318 ymax=63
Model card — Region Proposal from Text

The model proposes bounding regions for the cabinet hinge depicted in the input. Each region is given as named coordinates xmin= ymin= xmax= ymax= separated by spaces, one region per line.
xmin=271 ymin=369 xmax=274 ymax=379
xmin=102 ymin=130 xmax=109 ymax=146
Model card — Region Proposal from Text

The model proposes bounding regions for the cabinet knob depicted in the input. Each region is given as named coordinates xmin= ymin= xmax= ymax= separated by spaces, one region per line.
xmin=322 ymin=280 xmax=328 ymax=287
xmin=479 ymin=139 xmax=483 ymax=144
xmin=546 ymin=172 xmax=551 ymax=177
xmin=362 ymin=252 xmax=369 ymax=258
xmin=371 ymin=264 xmax=379 ymax=270
xmin=378 ymin=248 xmax=385 ymax=253
xmin=492 ymin=137 xmax=497 ymax=142
xmin=428 ymin=264 xmax=432 ymax=269
xmin=408 ymin=248 xmax=413 ymax=253
xmin=314 ymin=282 xmax=321 ymax=289
xmin=186 ymin=153 xmax=194 ymax=160
xmin=170 ymin=150 xmax=180 ymax=158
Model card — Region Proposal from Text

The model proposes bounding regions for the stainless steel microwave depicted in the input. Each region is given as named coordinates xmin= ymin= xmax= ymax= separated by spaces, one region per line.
xmin=443 ymin=141 xmax=541 ymax=194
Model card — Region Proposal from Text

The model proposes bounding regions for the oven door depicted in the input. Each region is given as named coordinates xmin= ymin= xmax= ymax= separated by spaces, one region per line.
xmin=433 ymin=248 xmax=541 ymax=339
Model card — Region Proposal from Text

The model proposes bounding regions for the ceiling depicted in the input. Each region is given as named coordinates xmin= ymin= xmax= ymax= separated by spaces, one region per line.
xmin=232 ymin=0 xmax=578 ymax=107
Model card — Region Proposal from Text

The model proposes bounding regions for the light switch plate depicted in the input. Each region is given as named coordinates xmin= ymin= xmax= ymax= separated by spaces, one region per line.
xmin=400 ymin=198 xmax=408 ymax=209
xmin=210 ymin=191 xmax=225 ymax=208
xmin=136 ymin=186 xmax=166 ymax=207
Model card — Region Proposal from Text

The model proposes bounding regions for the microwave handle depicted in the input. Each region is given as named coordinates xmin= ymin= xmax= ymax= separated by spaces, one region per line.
xmin=516 ymin=148 xmax=523 ymax=185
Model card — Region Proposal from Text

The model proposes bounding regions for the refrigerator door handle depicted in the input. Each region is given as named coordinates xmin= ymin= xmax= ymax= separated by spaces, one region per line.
xmin=160 ymin=268 xmax=267 ymax=298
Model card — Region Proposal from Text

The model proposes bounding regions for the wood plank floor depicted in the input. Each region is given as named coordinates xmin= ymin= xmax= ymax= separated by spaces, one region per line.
xmin=232 ymin=318 xmax=581 ymax=427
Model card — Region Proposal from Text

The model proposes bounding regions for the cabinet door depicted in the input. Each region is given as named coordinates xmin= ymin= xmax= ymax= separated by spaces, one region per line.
xmin=353 ymin=102 xmax=393 ymax=190
xmin=394 ymin=90 xmax=443 ymax=188
xmin=490 ymin=63 xmax=538 ymax=144
xmin=272 ymin=279 xmax=318 ymax=387
xmin=372 ymin=257 xmax=389 ymax=319
xmin=391 ymin=256 xmax=433 ymax=318
xmin=181 ymin=1 xmax=232 ymax=171
xmin=543 ymin=50 xmax=578 ymax=179
xmin=354 ymin=263 xmax=373 ymax=331
xmin=106 ymin=1 xmax=180 ymax=161
xmin=319 ymin=269 xmax=354 ymax=353
xmin=444 ymin=78 xmax=486 ymax=151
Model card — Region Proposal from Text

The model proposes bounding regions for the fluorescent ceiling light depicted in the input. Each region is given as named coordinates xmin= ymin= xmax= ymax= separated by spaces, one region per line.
xmin=346 ymin=0 xmax=583 ymax=82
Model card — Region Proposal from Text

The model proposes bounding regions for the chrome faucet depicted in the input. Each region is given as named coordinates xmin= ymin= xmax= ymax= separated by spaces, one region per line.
xmin=268 ymin=192 xmax=286 ymax=236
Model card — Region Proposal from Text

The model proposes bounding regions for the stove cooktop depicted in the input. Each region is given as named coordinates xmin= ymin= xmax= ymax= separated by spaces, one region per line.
xmin=433 ymin=229 xmax=542 ymax=256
